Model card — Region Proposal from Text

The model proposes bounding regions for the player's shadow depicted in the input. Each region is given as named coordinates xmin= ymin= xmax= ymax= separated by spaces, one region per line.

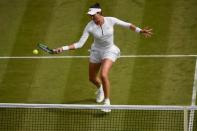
xmin=65 ymin=98 xmax=95 ymax=104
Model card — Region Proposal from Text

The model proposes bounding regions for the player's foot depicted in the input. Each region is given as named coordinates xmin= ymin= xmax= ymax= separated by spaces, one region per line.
xmin=96 ymin=85 xmax=104 ymax=103
xmin=101 ymin=99 xmax=111 ymax=112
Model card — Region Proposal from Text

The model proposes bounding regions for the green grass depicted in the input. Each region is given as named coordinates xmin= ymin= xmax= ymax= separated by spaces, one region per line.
xmin=0 ymin=0 xmax=197 ymax=130
xmin=0 ymin=0 xmax=196 ymax=105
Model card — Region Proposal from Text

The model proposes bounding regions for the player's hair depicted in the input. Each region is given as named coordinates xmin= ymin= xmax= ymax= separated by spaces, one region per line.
xmin=90 ymin=3 xmax=103 ymax=15
xmin=90 ymin=3 xmax=101 ymax=9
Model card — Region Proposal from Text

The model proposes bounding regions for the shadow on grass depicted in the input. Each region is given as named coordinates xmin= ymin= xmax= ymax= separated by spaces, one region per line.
xmin=65 ymin=98 xmax=96 ymax=104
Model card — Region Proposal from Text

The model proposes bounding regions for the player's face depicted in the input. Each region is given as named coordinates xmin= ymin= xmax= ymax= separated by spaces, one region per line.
xmin=90 ymin=13 xmax=101 ymax=24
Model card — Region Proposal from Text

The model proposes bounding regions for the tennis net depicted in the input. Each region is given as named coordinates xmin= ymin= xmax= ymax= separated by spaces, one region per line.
xmin=0 ymin=103 xmax=196 ymax=131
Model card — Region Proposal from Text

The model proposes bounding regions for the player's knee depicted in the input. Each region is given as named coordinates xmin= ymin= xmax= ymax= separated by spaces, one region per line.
xmin=100 ymin=73 xmax=108 ymax=81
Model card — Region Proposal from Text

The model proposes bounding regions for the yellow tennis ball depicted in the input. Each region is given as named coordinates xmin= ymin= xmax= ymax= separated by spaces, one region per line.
xmin=33 ymin=49 xmax=39 ymax=55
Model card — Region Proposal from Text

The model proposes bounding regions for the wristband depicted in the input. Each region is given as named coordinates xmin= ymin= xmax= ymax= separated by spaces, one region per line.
xmin=62 ymin=46 xmax=69 ymax=51
xmin=135 ymin=27 xmax=142 ymax=33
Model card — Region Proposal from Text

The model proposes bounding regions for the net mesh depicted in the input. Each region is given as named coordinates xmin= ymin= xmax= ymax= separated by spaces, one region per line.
xmin=194 ymin=111 xmax=197 ymax=131
xmin=0 ymin=104 xmax=196 ymax=131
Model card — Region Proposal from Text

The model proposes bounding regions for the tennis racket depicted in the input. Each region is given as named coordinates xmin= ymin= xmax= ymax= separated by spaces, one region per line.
xmin=37 ymin=43 xmax=54 ymax=54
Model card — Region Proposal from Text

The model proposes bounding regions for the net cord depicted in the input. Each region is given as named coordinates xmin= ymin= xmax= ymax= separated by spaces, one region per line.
xmin=0 ymin=103 xmax=197 ymax=110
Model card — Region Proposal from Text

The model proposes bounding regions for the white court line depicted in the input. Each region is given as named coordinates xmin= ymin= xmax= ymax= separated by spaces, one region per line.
xmin=191 ymin=60 xmax=197 ymax=106
xmin=0 ymin=55 xmax=197 ymax=59
xmin=188 ymin=59 xmax=197 ymax=131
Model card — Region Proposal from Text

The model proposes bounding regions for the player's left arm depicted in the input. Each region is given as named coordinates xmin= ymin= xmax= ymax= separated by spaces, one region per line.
xmin=130 ymin=24 xmax=153 ymax=38
xmin=111 ymin=17 xmax=153 ymax=38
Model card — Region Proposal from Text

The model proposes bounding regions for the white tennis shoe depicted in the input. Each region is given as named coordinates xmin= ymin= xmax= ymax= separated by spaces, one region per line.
xmin=96 ymin=85 xmax=104 ymax=103
xmin=101 ymin=99 xmax=111 ymax=112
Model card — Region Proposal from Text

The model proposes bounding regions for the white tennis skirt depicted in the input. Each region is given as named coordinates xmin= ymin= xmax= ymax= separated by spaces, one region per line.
xmin=89 ymin=45 xmax=120 ymax=63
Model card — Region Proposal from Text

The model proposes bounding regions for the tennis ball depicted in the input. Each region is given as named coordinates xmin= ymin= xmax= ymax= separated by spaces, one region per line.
xmin=33 ymin=49 xmax=39 ymax=55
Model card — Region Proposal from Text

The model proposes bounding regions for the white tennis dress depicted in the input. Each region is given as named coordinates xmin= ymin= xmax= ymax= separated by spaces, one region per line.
xmin=74 ymin=17 xmax=132 ymax=63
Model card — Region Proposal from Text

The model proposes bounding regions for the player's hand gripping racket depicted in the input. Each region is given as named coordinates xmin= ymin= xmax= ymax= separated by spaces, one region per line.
xmin=37 ymin=43 xmax=54 ymax=54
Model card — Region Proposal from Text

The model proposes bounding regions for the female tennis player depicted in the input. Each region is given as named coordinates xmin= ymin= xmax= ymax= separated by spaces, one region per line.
xmin=53 ymin=3 xmax=152 ymax=112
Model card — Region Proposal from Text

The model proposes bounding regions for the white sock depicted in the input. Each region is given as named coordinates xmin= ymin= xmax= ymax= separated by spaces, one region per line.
xmin=99 ymin=84 xmax=103 ymax=93
xmin=104 ymin=98 xmax=110 ymax=104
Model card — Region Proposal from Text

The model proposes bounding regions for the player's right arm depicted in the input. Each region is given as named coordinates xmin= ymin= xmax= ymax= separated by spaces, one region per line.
xmin=53 ymin=23 xmax=90 ymax=54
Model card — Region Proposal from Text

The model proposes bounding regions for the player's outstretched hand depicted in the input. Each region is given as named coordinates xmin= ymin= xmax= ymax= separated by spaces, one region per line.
xmin=53 ymin=47 xmax=63 ymax=54
xmin=141 ymin=27 xmax=153 ymax=38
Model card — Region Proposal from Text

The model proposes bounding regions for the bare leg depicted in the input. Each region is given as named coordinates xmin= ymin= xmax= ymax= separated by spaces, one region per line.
xmin=89 ymin=62 xmax=105 ymax=103
xmin=89 ymin=62 xmax=101 ymax=88
xmin=100 ymin=59 xmax=113 ymax=99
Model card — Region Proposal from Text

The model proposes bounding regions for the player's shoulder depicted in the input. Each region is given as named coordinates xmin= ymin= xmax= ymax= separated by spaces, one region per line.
xmin=104 ymin=16 xmax=119 ymax=24
xmin=84 ymin=20 xmax=94 ymax=30
xmin=87 ymin=20 xmax=96 ymax=27
xmin=105 ymin=16 xmax=117 ymax=20
xmin=87 ymin=20 xmax=94 ymax=25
